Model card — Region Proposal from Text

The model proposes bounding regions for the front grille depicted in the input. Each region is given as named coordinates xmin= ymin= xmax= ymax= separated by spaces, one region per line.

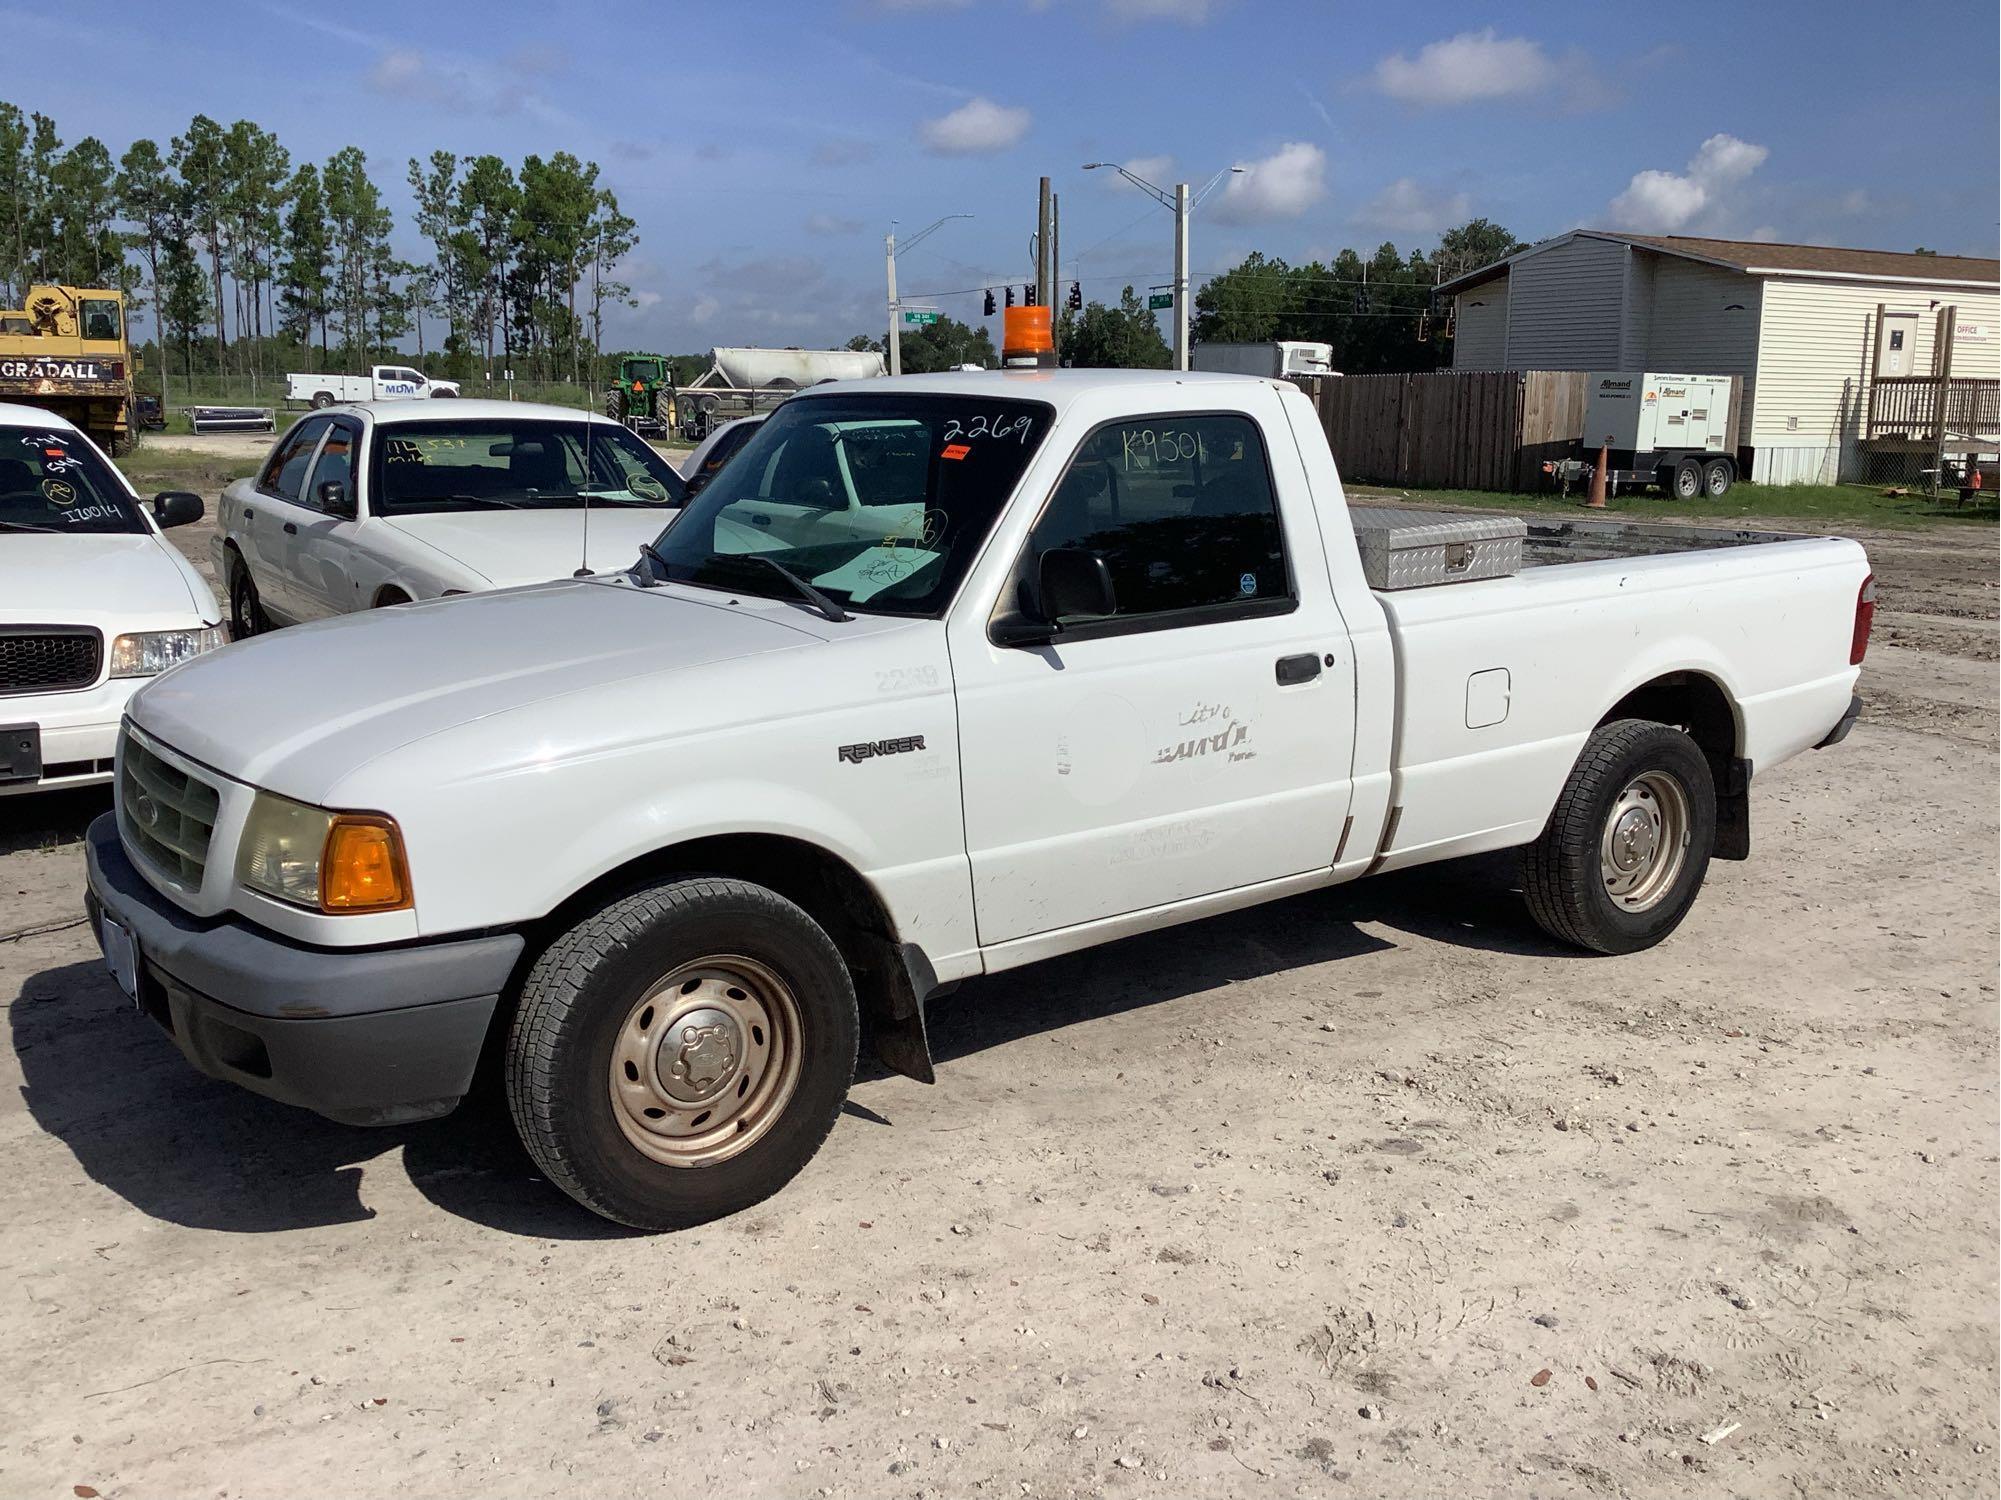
xmin=119 ymin=733 xmax=220 ymax=891
xmin=0 ymin=627 xmax=102 ymax=695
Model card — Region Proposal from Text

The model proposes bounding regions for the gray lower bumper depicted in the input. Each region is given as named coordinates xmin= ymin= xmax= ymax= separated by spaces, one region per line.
xmin=84 ymin=813 xmax=523 ymax=1126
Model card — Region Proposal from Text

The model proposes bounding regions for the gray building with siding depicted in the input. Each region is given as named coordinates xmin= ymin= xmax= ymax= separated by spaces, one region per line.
xmin=1442 ymin=231 xmax=1998 ymax=483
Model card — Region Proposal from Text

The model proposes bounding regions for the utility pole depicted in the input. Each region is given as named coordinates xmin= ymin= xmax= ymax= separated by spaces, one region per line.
xmin=1172 ymin=181 xmax=1190 ymax=372
xmin=1036 ymin=176 xmax=1053 ymax=311
xmin=885 ymin=229 xmax=901 ymax=376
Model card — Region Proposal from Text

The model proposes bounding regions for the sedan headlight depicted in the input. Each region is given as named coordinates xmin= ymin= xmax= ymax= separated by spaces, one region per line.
xmin=237 ymin=792 xmax=412 ymax=913
xmin=109 ymin=625 xmax=227 ymax=678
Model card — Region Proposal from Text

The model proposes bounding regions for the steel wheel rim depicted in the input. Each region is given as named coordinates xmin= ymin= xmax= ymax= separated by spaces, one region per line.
xmin=231 ymin=571 xmax=258 ymax=636
xmin=1705 ymin=465 xmax=1728 ymax=495
xmin=1677 ymin=467 xmax=1700 ymax=498
xmin=608 ymin=954 xmax=803 ymax=1168
xmin=1599 ymin=770 xmax=1690 ymax=912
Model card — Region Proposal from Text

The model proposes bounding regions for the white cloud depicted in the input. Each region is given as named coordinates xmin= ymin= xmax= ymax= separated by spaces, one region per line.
xmin=630 ymin=290 xmax=662 ymax=310
xmin=1607 ymin=132 xmax=1770 ymax=231
xmin=1096 ymin=154 xmax=1175 ymax=192
xmin=1354 ymin=177 xmax=1472 ymax=235
xmin=1211 ymin=141 xmax=1326 ymax=224
xmin=805 ymin=213 xmax=864 ymax=236
xmin=1375 ymin=29 xmax=1555 ymax=106
xmin=918 ymin=96 xmax=1031 ymax=155
xmin=689 ymin=296 xmax=720 ymax=326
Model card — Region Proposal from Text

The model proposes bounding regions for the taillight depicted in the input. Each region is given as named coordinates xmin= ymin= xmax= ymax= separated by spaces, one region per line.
xmin=1850 ymin=573 xmax=1875 ymax=665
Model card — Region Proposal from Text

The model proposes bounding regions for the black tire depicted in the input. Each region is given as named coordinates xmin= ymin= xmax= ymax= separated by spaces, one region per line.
xmin=227 ymin=553 xmax=267 ymax=638
xmin=311 ymin=390 xmax=335 ymax=409
xmin=1670 ymin=457 xmax=1703 ymax=500
xmin=506 ymin=877 xmax=858 ymax=1230
xmin=1702 ymin=457 xmax=1733 ymax=497
xmin=1520 ymin=719 xmax=1716 ymax=955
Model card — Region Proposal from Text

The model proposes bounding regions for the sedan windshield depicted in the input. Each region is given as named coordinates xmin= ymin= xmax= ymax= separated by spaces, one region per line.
xmin=369 ymin=418 xmax=686 ymax=517
xmin=642 ymin=394 xmax=1052 ymax=617
xmin=0 ymin=426 xmax=145 ymax=535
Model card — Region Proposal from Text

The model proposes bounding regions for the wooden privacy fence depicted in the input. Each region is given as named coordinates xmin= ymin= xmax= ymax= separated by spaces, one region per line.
xmin=1307 ymin=370 xmax=1605 ymax=491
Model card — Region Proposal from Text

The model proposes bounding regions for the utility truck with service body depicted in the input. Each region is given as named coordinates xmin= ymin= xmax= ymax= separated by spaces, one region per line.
xmin=286 ymin=365 xmax=460 ymax=408
xmin=85 ymin=369 xmax=1872 ymax=1229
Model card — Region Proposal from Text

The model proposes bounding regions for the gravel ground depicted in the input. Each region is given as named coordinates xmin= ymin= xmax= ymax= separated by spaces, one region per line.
xmin=0 ymin=493 xmax=1993 ymax=1497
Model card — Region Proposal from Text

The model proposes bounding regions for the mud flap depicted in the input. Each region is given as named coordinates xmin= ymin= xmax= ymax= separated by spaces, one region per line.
xmin=871 ymin=942 xmax=943 ymax=1084
xmin=1713 ymin=755 xmax=1752 ymax=861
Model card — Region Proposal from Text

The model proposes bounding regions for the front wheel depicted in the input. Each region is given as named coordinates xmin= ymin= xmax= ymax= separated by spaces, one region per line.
xmin=228 ymin=555 xmax=267 ymax=638
xmin=506 ymin=877 xmax=858 ymax=1230
xmin=1520 ymin=719 xmax=1716 ymax=954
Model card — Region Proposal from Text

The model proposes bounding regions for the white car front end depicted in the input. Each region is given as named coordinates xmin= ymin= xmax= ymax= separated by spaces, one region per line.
xmin=0 ymin=411 xmax=223 ymax=794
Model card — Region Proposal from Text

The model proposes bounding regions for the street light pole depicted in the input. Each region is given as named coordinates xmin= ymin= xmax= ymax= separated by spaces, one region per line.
xmin=1082 ymin=162 xmax=1242 ymax=372
xmin=884 ymin=214 xmax=972 ymax=378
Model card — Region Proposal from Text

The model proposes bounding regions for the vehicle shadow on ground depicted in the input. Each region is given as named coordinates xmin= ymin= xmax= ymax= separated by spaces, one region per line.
xmin=0 ymin=785 xmax=108 ymax=856
xmin=16 ymin=852 xmax=1564 ymax=1239
xmin=12 ymin=958 xmax=635 ymax=1241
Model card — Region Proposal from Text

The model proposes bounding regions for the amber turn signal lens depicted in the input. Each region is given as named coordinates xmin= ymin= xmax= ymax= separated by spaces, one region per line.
xmin=321 ymin=816 xmax=411 ymax=912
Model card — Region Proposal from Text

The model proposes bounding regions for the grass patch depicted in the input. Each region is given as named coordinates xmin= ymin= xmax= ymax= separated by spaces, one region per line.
xmin=120 ymin=444 xmax=263 ymax=494
xmin=1348 ymin=480 xmax=1997 ymax=530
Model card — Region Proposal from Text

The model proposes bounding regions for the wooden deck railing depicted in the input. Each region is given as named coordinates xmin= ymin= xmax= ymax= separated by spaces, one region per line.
xmin=1866 ymin=376 xmax=2000 ymax=444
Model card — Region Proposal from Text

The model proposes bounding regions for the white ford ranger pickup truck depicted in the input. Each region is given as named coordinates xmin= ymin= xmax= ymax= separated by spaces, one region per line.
xmin=84 ymin=370 xmax=1871 ymax=1229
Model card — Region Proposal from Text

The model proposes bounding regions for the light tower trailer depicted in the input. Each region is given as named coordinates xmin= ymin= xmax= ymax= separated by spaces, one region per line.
xmin=1557 ymin=372 xmax=1740 ymax=500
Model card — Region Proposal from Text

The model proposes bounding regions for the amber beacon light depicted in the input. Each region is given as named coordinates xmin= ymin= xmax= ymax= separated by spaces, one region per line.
xmin=1002 ymin=306 xmax=1055 ymax=369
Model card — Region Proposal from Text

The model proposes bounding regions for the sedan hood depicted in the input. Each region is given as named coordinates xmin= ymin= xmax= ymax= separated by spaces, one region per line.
xmin=1 ymin=533 xmax=203 ymax=624
xmin=378 ymin=507 xmax=677 ymax=586
xmin=130 ymin=578 xmax=824 ymax=803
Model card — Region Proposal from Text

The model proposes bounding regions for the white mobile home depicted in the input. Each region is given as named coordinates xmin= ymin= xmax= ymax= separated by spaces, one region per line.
xmin=1442 ymin=231 xmax=1998 ymax=483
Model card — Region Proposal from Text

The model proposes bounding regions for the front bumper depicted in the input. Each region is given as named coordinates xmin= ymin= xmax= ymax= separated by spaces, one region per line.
xmin=83 ymin=813 xmax=523 ymax=1126
xmin=0 ymin=678 xmax=138 ymax=795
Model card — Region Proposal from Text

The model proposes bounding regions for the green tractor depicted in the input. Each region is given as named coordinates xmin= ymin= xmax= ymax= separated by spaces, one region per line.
xmin=605 ymin=354 xmax=674 ymax=436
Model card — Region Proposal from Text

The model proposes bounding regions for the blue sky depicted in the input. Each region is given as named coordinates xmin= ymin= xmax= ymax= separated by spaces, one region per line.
xmin=10 ymin=0 xmax=1998 ymax=352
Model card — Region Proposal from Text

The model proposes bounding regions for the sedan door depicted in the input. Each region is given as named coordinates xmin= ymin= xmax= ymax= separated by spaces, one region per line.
xmin=283 ymin=417 xmax=366 ymax=618
xmin=238 ymin=416 xmax=331 ymax=624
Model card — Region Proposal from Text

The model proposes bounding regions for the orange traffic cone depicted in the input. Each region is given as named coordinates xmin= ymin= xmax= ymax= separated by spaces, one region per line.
xmin=1585 ymin=442 xmax=1609 ymax=509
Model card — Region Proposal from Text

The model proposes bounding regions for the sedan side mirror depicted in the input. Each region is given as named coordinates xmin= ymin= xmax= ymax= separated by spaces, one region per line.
xmin=990 ymin=547 xmax=1118 ymax=647
xmin=318 ymin=479 xmax=356 ymax=518
xmin=152 ymin=490 xmax=204 ymax=528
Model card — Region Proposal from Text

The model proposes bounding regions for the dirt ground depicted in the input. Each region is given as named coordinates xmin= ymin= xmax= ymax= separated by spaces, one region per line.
xmin=0 ymin=498 xmax=1994 ymax=1497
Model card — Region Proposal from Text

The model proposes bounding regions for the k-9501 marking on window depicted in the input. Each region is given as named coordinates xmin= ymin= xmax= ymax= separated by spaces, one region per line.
xmin=838 ymin=735 xmax=927 ymax=764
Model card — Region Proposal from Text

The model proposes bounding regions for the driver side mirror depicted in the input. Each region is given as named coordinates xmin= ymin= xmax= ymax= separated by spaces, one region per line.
xmin=152 ymin=490 xmax=204 ymax=528
xmin=318 ymin=479 xmax=355 ymax=518
xmin=991 ymin=548 xmax=1118 ymax=647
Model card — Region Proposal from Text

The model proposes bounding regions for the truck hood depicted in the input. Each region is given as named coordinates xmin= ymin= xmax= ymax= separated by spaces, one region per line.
xmin=129 ymin=578 xmax=825 ymax=803
xmin=377 ymin=508 xmax=678 ymax=587
xmin=0 ymin=532 xmax=207 ymax=625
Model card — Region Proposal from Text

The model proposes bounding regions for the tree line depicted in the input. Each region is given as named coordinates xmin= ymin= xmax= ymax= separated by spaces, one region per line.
xmin=0 ymin=102 xmax=637 ymax=394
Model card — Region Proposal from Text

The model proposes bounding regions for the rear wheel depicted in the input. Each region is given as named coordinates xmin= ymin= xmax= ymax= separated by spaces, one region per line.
xmin=227 ymin=554 xmax=267 ymax=638
xmin=1702 ymin=457 xmax=1734 ymax=496
xmin=506 ymin=877 xmax=858 ymax=1230
xmin=1670 ymin=457 xmax=1703 ymax=500
xmin=311 ymin=390 xmax=335 ymax=409
xmin=1520 ymin=719 xmax=1716 ymax=954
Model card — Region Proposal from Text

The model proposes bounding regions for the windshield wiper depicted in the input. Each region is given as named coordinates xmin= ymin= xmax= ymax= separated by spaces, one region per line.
xmin=729 ymin=553 xmax=852 ymax=623
xmin=0 ymin=520 xmax=60 ymax=533
xmin=430 ymin=493 xmax=524 ymax=510
xmin=632 ymin=539 xmax=669 ymax=588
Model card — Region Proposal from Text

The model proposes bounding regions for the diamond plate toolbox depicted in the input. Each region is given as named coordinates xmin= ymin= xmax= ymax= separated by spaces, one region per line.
xmin=1348 ymin=507 xmax=1526 ymax=589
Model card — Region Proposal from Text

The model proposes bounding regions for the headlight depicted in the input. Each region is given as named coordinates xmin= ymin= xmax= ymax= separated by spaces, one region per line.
xmin=109 ymin=625 xmax=227 ymax=678
xmin=237 ymin=792 xmax=412 ymax=913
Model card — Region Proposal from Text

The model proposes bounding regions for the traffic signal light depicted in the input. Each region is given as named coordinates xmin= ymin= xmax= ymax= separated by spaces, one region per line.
xmin=1024 ymin=284 xmax=1038 ymax=307
xmin=983 ymin=288 xmax=996 ymax=317
xmin=1067 ymin=281 xmax=1082 ymax=311
xmin=1004 ymin=285 xmax=1015 ymax=308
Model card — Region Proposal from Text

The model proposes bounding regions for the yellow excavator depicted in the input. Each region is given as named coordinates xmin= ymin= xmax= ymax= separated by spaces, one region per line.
xmin=0 ymin=284 xmax=138 ymax=453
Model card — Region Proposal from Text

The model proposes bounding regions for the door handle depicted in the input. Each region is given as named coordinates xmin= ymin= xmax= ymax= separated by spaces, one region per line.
xmin=1275 ymin=653 xmax=1321 ymax=686
xmin=283 ymin=522 xmax=298 ymax=535
xmin=751 ymin=514 xmax=771 ymax=526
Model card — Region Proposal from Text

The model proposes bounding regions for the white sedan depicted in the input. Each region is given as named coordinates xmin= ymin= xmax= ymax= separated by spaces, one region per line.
xmin=0 ymin=401 xmax=223 ymax=794
xmin=217 ymin=400 xmax=687 ymax=633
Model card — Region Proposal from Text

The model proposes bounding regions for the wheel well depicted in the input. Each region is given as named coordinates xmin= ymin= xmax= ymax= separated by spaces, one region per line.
xmin=523 ymin=833 xmax=921 ymax=1049
xmin=1600 ymin=671 xmax=1749 ymax=859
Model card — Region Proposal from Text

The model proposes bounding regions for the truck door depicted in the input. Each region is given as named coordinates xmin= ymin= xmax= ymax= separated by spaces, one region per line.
xmin=284 ymin=417 xmax=365 ymax=618
xmin=952 ymin=404 xmax=1357 ymax=947
xmin=240 ymin=416 xmax=331 ymax=624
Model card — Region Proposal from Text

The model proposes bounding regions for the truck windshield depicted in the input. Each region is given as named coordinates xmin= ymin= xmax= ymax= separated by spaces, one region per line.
xmin=368 ymin=418 xmax=687 ymax=516
xmin=0 ymin=426 xmax=145 ymax=535
xmin=641 ymin=394 xmax=1052 ymax=617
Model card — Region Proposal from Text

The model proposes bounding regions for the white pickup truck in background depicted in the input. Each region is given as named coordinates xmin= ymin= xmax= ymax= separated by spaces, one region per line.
xmin=285 ymin=365 xmax=460 ymax=408
xmin=86 ymin=369 xmax=1871 ymax=1230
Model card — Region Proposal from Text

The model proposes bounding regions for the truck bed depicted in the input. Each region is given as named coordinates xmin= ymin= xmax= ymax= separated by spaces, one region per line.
xmin=1518 ymin=516 xmax=1807 ymax=566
